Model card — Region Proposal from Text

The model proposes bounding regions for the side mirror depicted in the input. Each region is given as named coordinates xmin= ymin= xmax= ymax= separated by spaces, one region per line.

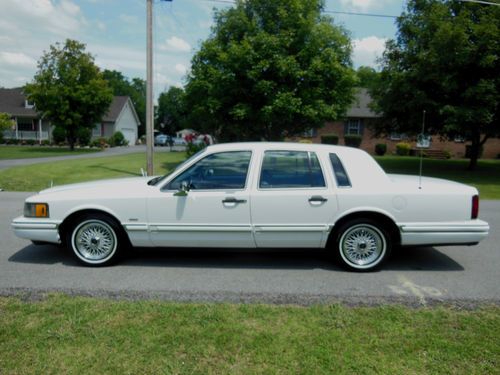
xmin=174 ymin=181 xmax=190 ymax=196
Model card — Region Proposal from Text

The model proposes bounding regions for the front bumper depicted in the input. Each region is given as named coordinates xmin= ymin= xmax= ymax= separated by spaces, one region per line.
xmin=11 ymin=216 xmax=62 ymax=244
xmin=399 ymin=219 xmax=490 ymax=246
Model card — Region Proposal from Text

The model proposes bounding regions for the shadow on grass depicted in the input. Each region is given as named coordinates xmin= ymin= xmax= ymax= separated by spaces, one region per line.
xmin=9 ymin=244 xmax=463 ymax=272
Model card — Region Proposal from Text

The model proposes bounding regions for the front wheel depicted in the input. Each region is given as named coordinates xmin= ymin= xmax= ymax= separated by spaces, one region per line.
xmin=67 ymin=214 xmax=123 ymax=266
xmin=334 ymin=219 xmax=391 ymax=271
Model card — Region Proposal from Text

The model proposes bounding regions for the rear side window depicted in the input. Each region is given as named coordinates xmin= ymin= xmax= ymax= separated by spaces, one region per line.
xmin=329 ymin=153 xmax=351 ymax=187
xmin=259 ymin=151 xmax=326 ymax=189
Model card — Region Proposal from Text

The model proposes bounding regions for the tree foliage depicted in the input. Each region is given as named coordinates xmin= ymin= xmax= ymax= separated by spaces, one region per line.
xmin=25 ymin=39 xmax=113 ymax=150
xmin=185 ymin=0 xmax=356 ymax=141
xmin=372 ymin=0 xmax=499 ymax=169
xmin=103 ymin=70 xmax=146 ymax=136
xmin=157 ymin=87 xmax=187 ymax=135
xmin=355 ymin=66 xmax=380 ymax=90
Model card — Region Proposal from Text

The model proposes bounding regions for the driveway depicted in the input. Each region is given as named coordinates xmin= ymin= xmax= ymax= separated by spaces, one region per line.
xmin=0 ymin=145 xmax=185 ymax=170
xmin=0 ymin=192 xmax=498 ymax=306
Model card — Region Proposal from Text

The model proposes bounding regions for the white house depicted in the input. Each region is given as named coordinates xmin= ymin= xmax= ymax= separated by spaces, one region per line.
xmin=0 ymin=88 xmax=140 ymax=145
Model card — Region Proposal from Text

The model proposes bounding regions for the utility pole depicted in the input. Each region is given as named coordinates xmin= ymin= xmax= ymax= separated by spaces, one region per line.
xmin=146 ymin=0 xmax=154 ymax=176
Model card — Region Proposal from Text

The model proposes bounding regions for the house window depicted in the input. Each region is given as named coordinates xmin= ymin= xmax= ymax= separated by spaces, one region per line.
xmin=17 ymin=118 xmax=35 ymax=131
xmin=92 ymin=124 xmax=101 ymax=137
xmin=454 ymin=135 xmax=465 ymax=143
xmin=25 ymin=100 xmax=34 ymax=109
xmin=345 ymin=119 xmax=363 ymax=135
xmin=302 ymin=128 xmax=317 ymax=138
xmin=390 ymin=133 xmax=403 ymax=141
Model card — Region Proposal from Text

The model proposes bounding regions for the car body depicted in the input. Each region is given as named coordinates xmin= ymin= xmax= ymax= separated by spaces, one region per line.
xmin=12 ymin=142 xmax=489 ymax=271
xmin=172 ymin=137 xmax=187 ymax=146
xmin=154 ymin=134 xmax=171 ymax=146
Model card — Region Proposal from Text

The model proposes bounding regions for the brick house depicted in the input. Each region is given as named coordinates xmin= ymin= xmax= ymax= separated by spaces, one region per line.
xmin=309 ymin=88 xmax=500 ymax=159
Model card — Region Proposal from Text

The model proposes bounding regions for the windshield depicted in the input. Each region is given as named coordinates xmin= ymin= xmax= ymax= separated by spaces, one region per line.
xmin=148 ymin=148 xmax=207 ymax=186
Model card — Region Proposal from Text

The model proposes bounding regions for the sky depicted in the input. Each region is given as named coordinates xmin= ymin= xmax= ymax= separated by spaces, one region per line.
xmin=0 ymin=0 xmax=406 ymax=98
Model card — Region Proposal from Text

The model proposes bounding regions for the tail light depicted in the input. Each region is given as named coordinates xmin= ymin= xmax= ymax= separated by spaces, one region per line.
xmin=471 ymin=195 xmax=479 ymax=219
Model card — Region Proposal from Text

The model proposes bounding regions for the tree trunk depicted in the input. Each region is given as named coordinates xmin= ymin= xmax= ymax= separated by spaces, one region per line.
xmin=468 ymin=132 xmax=489 ymax=171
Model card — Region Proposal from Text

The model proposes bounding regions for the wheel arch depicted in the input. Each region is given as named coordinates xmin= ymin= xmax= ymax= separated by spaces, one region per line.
xmin=58 ymin=208 xmax=131 ymax=247
xmin=327 ymin=210 xmax=401 ymax=248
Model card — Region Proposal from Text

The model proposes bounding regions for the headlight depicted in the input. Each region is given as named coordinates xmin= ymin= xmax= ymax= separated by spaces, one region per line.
xmin=24 ymin=203 xmax=49 ymax=218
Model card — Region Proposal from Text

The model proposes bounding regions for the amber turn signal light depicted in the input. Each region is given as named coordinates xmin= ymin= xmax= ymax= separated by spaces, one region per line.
xmin=24 ymin=203 xmax=49 ymax=218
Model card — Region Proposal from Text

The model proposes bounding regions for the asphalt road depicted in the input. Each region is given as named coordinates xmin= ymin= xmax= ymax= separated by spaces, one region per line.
xmin=1 ymin=191 xmax=499 ymax=306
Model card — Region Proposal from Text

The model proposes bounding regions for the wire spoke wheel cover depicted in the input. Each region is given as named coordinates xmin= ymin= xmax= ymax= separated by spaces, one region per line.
xmin=339 ymin=223 xmax=387 ymax=270
xmin=72 ymin=219 xmax=118 ymax=264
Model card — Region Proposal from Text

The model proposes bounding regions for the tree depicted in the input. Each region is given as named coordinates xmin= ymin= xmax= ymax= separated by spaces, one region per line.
xmin=355 ymin=66 xmax=380 ymax=90
xmin=157 ymin=87 xmax=187 ymax=135
xmin=25 ymin=39 xmax=113 ymax=150
xmin=0 ymin=112 xmax=14 ymax=142
xmin=103 ymin=70 xmax=146 ymax=136
xmin=185 ymin=0 xmax=356 ymax=141
xmin=372 ymin=0 xmax=499 ymax=170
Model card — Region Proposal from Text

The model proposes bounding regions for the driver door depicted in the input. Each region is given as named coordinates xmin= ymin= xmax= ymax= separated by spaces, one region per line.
xmin=147 ymin=150 xmax=255 ymax=248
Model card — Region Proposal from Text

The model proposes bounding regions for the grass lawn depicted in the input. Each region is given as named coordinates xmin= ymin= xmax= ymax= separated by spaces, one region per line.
xmin=0 ymin=152 xmax=186 ymax=192
xmin=0 ymin=295 xmax=498 ymax=374
xmin=376 ymin=156 xmax=500 ymax=199
xmin=0 ymin=145 xmax=100 ymax=160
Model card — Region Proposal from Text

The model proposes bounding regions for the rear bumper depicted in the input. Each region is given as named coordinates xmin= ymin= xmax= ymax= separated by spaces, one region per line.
xmin=11 ymin=216 xmax=61 ymax=244
xmin=399 ymin=220 xmax=489 ymax=246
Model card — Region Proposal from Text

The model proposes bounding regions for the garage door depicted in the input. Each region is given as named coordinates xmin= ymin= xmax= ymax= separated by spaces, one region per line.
xmin=121 ymin=129 xmax=136 ymax=145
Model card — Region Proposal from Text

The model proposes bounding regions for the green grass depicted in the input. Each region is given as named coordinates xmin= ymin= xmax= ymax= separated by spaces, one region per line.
xmin=0 ymin=152 xmax=186 ymax=192
xmin=0 ymin=145 xmax=100 ymax=159
xmin=376 ymin=156 xmax=500 ymax=199
xmin=0 ymin=295 xmax=498 ymax=374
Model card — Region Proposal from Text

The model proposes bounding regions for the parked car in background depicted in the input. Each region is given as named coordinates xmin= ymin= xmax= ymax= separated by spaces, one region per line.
xmin=154 ymin=134 xmax=171 ymax=146
xmin=172 ymin=137 xmax=187 ymax=146
xmin=12 ymin=142 xmax=489 ymax=271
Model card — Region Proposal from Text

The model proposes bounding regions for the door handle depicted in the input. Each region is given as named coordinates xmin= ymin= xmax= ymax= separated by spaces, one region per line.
xmin=308 ymin=196 xmax=328 ymax=203
xmin=222 ymin=197 xmax=247 ymax=204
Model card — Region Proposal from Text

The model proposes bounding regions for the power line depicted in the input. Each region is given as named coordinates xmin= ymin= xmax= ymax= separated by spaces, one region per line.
xmin=458 ymin=0 xmax=500 ymax=5
xmin=198 ymin=0 xmax=399 ymax=18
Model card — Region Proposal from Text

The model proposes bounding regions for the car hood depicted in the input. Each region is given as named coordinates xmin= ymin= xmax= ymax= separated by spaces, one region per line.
xmin=37 ymin=176 xmax=154 ymax=196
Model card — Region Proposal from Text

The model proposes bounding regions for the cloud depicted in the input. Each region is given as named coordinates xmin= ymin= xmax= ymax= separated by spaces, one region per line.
xmin=174 ymin=63 xmax=187 ymax=74
xmin=0 ymin=52 xmax=37 ymax=67
xmin=340 ymin=0 xmax=392 ymax=11
xmin=352 ymin=36 xmax=386 ymax=67
xmin=159 ymin=36 xmax=191 ymax=52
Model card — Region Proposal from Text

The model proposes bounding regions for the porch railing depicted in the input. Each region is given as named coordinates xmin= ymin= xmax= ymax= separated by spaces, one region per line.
xmin=3 ymin=130 xmax=49 ymax=141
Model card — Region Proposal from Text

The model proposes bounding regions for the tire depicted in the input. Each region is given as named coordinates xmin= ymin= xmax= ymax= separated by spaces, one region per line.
xmin=66 ymin=214 xmax=124 ymax=266
xmin=334 ymin=218 xmax=392 ymax=271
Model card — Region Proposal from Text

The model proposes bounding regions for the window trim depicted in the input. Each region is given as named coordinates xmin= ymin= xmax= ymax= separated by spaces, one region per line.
xmin=257 ymin=149 xmax=328 ymax=191
xmin=346 ymin=119 xmax=362 ymax=136
xmin=162 ymin=150 xmax=253 ymax=192
xmin=329 ymin=153 xmax=352 ymax=188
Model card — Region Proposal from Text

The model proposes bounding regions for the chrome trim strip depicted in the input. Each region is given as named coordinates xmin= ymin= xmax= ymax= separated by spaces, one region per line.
xmin=254 ymin=226 xmax=328 ymax=232
xmin=151 ymin=225 xmax=253 ymax=232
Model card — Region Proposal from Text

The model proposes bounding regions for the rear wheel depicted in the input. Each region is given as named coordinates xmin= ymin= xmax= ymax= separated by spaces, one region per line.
xmin=334 ymin=219 xmax=391 ymax=271
xmin=67 ymin=214 xmax=123 ymax=266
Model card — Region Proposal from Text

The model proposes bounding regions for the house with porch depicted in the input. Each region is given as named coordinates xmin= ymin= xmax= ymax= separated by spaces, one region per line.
xmin=0 ymin=88 xmax=140 ymax=145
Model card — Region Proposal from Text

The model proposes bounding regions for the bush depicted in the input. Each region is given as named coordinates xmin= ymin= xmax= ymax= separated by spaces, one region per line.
xmin=375 ymin=143 xmax=387 ymax=156
xmin=344 ymin=135 xmax=362 ymax=148
xmin=321 ymin=134 xmax=339 ymax=145
xmin=77 ymin=128 xmax=92 ymax=146
xmin=52 ymin=127 xmax=66 ymax=144
xmin=108 ymin=131 xmax=128 ymax=147
xmin=6 ymin=138 xmax=19 ymax=145
xmin=91 ymin=137 xmax=108 ymax=148
xmin=186 ymin=142 xmax=207 ymax=157
xmin=26 ymin=139 xmax=36 ymax=146
xmin=396 ymin=142 xmax=411 ymax=156
xmin=41 ymin=140 xmax=51 ymax=146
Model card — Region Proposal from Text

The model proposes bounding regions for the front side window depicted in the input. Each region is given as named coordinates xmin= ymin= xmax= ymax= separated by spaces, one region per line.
xmin=259 ymin=151 xmax=325 ymax=189
xmin=168 ymin=151 xmax=251 ymax=190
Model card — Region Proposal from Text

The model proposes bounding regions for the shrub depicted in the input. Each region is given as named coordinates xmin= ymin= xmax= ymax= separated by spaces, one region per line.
xmin=91 ymin=137 xmax=108 ymax=148
xmin=26 ymin=139 xmax=36 ymax=146
xmin=186 ymin=142 xmax=207 ymax=157
xmin=344 ymin=135 xmax=362 ymax=148
xmin=52 ymin=127 xmax=66 ymax=144
xmin=321 ymin=134 xmax=339 ymax=145
xmin=108 ymin=131 xmax=128 ymax=147
xmin=77 ymin=128 xmax=92 ymax=146
xmin=396 ymin=142 xmax=411 ymax=156
xmin=41 ymin=140 xmax=51 ymax=146
xmin=375 ymin=143 xmax=387 ymax=156
xmin=6 ymin=138 xmax=19 ymax=145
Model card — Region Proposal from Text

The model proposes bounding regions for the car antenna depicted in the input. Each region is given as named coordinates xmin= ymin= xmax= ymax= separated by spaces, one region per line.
xmin=418 ymin=110 xmax=426 ymax=190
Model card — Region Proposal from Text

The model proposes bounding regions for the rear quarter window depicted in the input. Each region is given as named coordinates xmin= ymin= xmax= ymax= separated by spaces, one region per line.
xmin=329 ymin=153 xmax=351 ymax=187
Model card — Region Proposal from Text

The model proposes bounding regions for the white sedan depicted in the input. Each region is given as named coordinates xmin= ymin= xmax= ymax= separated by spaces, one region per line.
xmin=12 ymin=142 xmax=489 ymax=271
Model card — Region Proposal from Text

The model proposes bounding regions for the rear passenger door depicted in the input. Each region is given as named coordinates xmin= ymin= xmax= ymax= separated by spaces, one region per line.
xmin=251 ymin=150 xmax=338 ymax=248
